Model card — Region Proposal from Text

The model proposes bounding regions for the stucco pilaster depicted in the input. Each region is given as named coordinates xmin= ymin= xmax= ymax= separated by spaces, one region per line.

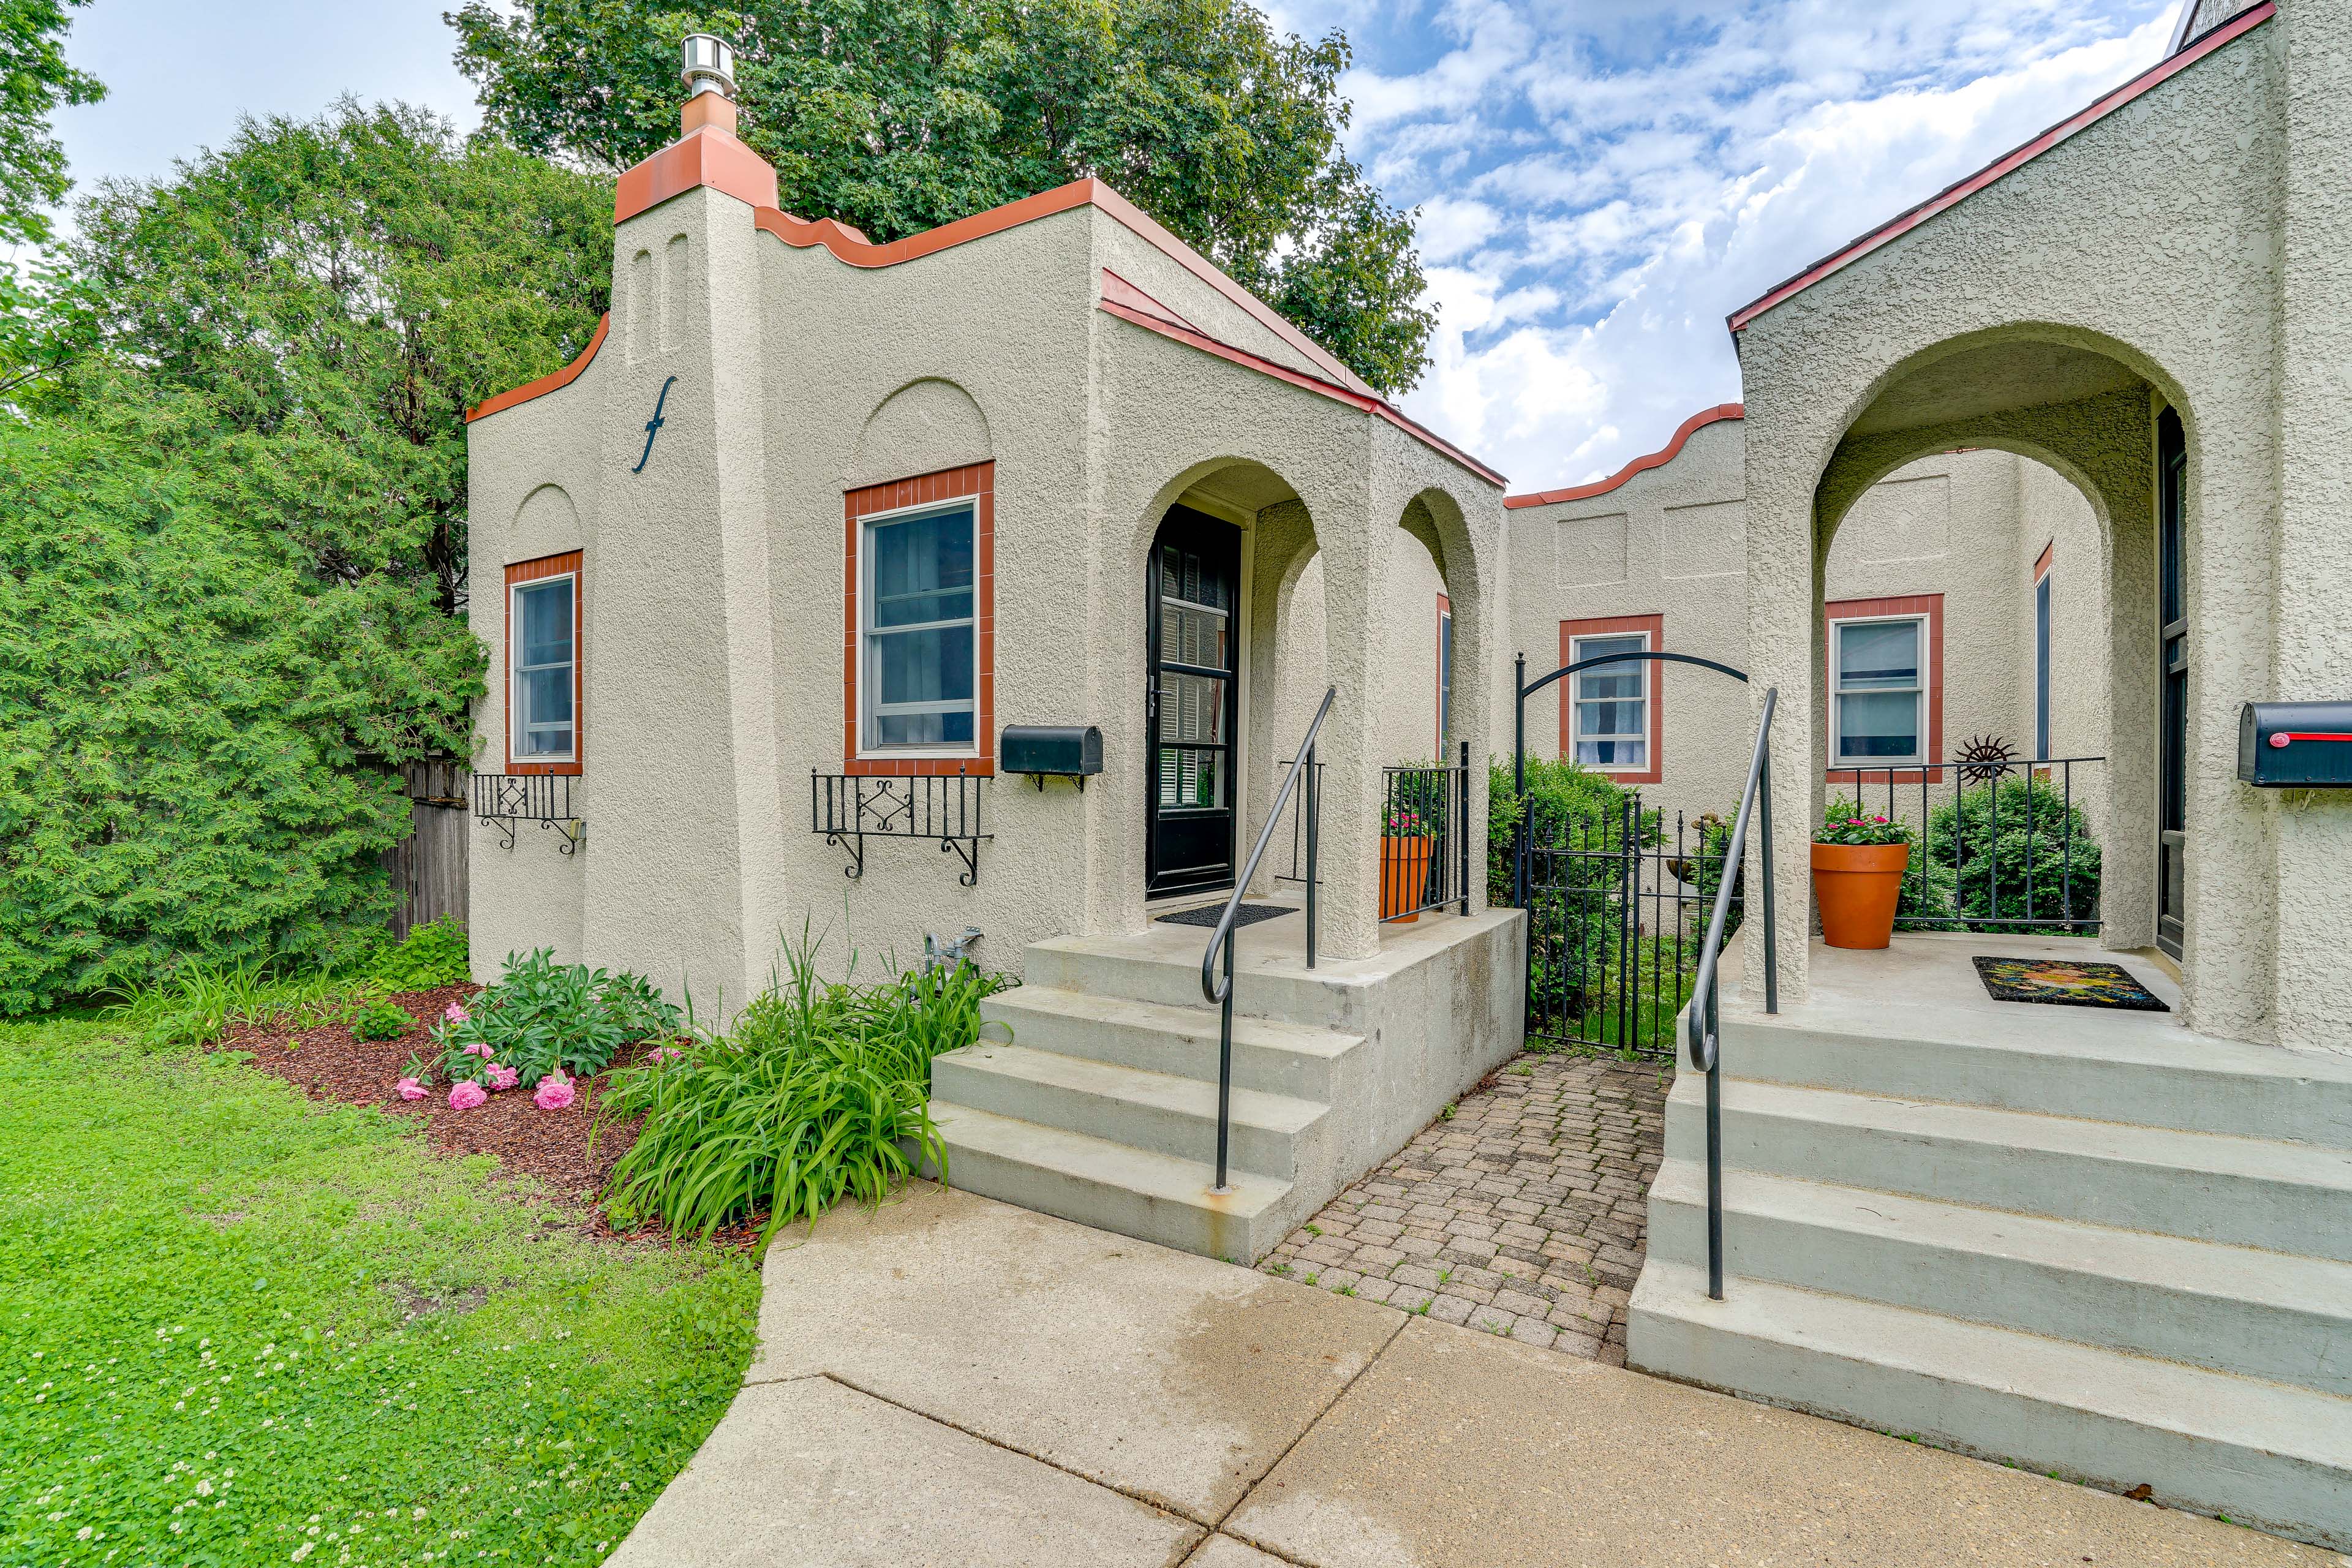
xmin=1313 ymin=484 xmax=1393 ymax=960
xmin=2274 ymin=0 xmax=2352 ymax=1049
xmin=581 ymin=184 xmax=781 ymax=1009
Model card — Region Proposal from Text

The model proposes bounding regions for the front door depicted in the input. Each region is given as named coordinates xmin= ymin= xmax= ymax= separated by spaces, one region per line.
xmin=2157 ymin=407 xmax=2188 ymax=960
xmin=1145 ymin=506 xmax=1241 ymax=898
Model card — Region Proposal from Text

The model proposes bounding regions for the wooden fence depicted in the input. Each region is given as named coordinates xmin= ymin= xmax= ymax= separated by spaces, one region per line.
xmin=383 ymin=760 xmax=468 ymax=938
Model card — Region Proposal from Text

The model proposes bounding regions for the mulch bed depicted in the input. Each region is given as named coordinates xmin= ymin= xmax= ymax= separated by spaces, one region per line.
xmin=212 ymin=986 xmax=763 ymax=1250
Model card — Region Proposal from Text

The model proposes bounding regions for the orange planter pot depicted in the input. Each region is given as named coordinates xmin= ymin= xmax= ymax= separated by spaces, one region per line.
xmin=1811 ymin=842 xmax=1912 ymax=949
xmin=1381 ymin=835 xmax=1434 ymax=922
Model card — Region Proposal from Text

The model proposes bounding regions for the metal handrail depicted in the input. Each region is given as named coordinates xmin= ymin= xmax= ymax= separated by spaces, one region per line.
xmin=1683 ymin=685 xmax=1779 ymax=1301
xmin=1200 ymin=684 xmax=1336 ymax=1194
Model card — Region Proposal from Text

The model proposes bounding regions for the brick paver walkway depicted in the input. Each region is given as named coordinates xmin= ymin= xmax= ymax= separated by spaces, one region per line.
xmin=1259 ymin=1050 xmax=1669 ymax=1365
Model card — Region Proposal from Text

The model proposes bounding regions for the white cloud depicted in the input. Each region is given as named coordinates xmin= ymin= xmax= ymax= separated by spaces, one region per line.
xmin=1325 ymin=0 xmax=2182 ymax=491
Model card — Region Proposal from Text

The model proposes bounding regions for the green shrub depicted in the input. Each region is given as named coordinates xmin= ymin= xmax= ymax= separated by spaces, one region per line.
xmin=363 ymin=916 xmax=472 ymax=992
xmin=1922 ymin=774 xmax=2101 ymax=932
xmin=435 ymin=949 xmax=681 ymax=1088
xmin=599 ymin=935 xmax=1012 ymax=1241
xmin=347 ymin=997 xmax=415 ymax=1041
xmin=1488 ymin=756 xmax=1656 ymax=1033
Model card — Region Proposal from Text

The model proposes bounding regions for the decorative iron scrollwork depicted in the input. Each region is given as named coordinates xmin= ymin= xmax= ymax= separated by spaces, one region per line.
xmin=811 ymin=771 xmax=989 ymax=886
xmin=470 ymin=773 xmax=587 ymax=856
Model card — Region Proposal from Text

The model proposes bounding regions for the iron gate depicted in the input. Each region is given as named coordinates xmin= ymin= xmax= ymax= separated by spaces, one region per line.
xmin=1521 ymin=793 xmax=1740 ymax=1054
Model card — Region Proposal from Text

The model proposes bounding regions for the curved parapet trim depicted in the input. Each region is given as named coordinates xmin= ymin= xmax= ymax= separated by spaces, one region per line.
xmin=466 ymin=315 xmax=610 ymax=424
xmin=1504 ymin=404 xmax=1744 ymax=509
xmin=753 ymin=176 xmax=1376 ymax=399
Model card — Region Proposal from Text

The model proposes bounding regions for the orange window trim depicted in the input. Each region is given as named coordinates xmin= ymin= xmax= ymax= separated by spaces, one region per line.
xmin=2033 ymin=540 xmax=2054 ymax=582
xmin=843 ymin=462 xmax=996 ymax=778
xmin=1825 ymin=593 xmax=1945 ymax=786
xmin=1559 ymin=614 xmax=1664 ymax=786
xmin=505 ymin=551 xmax=584 ymax=776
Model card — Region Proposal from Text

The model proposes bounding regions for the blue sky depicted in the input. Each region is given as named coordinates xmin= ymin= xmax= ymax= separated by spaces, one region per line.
xmin=50 ymin=0 xmax=2181 ymax=492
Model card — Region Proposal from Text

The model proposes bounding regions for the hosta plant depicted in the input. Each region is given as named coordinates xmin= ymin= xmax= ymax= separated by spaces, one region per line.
xmin=434 ymin=948 xmax=680 ymax=1088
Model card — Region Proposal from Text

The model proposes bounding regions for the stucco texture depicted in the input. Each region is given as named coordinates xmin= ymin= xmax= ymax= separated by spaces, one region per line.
xmin=464 ymin=170 xmax=1504 ymax=1008
xmin=1728 ymin=10 xmax=2350 ymax=1047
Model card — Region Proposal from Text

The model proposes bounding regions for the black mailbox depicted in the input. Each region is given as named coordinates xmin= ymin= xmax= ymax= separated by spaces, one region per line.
xmin=2238 ymin=702 xmax=2352 ymax=788
xmin=1001 ymin=725 xmax=1104 ymax=789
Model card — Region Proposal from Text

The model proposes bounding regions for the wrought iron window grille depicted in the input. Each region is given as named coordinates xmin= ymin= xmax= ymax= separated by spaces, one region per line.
xmin=471 ymin=772 xmax=586 ymax=855
xmin=812 ymin=771 xmax=990 ymax=886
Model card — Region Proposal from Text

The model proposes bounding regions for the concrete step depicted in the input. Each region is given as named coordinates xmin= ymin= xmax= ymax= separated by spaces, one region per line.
xmin=1628 ymin=1261 xmax=2352 ymax=1550
xmin=928 ymin=1101 xmax=1292 ymax=1264
xmin=1022 ymin=935 xmax=1356 ymax=1030
xmin=1667 ymin=1074 xmax=2352 ymax=1261
xmin=981 ymin=986 xmax=1366 ymax=1102
xmin=931 ymin=1042 xmax=1329 ymax=1180
xmin=1717 ymin=1007 xmax=2352 ymax=1148
xmin=1648 ymin=1159 xmax=2352 ymax=1397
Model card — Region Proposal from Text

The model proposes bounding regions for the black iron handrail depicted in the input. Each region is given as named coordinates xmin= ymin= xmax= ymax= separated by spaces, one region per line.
xmin=1200 ymin=684 xmax=1336 ymax=1194
xmin=1684 ymin=685 xmax=1780 ymax=1302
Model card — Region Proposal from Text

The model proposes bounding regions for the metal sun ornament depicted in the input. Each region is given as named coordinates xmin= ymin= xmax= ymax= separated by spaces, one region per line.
xmin=1955 ymin=733 xmax=2019 ymax=786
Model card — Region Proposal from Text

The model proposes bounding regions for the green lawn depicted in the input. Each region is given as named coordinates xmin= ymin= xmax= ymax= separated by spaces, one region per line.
xmin=0 ymin=1017 xmax=760 ymax=1566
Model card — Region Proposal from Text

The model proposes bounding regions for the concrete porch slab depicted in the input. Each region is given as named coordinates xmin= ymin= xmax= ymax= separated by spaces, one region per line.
xmin=605 ymin=1374 xmax=1202 ymax=1568
xmin=1224 ymin=1317 xmax=2328 ymax=1568
xmin=747 ymin=1180 xmax=1403 ymax=1523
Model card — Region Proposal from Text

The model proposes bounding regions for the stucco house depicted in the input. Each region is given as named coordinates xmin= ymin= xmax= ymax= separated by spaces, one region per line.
xmin=463 ymin=1 xmax=2352 ymax=1546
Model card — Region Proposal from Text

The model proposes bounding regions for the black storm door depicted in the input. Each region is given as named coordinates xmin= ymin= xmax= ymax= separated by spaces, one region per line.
xmin=2157 ymin=407 xmax=2189 ymax=961
xmin=1145 ymin=507 xmax=1242 ymax=898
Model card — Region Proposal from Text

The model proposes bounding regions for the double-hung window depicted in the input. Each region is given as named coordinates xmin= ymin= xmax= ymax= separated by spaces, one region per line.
xmin=861 ymin=502 xmax=978 ymax=752
xmin=1569 ymin=631 xmax=1649 ymax=770
xmin=507 ymin=554 xmax=581 ymax=771
xmin=1832 ymin=616 xmax=1926 ymax=766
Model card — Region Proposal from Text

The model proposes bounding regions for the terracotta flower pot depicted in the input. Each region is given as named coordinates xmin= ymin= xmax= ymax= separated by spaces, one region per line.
xmin=1381 ymin=835 xmax=1434 ymax=922
xmin=1811 ymin=842 xmax=1912 ymax=949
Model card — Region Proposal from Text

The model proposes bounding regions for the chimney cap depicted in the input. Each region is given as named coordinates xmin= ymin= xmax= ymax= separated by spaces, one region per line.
xmin=681 ymin=33 xmax=737 ymax=99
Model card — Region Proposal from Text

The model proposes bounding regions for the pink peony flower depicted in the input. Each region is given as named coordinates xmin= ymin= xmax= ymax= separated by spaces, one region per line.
xmin=485 ymin=1063 xmax=520 ymax=1091
xmin=443 ymin=1001 xmax=470 ymax=1024
xmin=646 ymin=1046 xmax=683 ymax=1066
xmin=533 ymin=1073 xmax=575 ymax=1112
xmin=460 ymin=1041 xmax=492 ymax=1059
xmin=447 ymin=1081 xmax=488 ymax=1111
xmin=395 ymin=1077 xmax=428 ymax=1101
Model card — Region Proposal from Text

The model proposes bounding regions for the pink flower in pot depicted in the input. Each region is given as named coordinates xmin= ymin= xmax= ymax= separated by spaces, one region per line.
xmin=394 ymin=1077 xmax=428 ymax=1101
xmin=485 ymin=1063 xmax=520 ymax=1091
xmin=533 ymin=1072 xmax=575 ymax=1112
xmin=447 ymin=1081 xmax=488 ymax=1111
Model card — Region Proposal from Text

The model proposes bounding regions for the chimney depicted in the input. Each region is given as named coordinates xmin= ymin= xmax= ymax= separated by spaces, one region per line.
xmin=679 ymin=32 xmax=739 ymax=137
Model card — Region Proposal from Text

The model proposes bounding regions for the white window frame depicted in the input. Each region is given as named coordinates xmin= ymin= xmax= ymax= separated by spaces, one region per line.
xmin=1830 ymin=613 xmax=1929 ymax=769
xmin=1569 ymin=630 xmax=1651 ymax=774
xmin=858 ymin=497 xmax=981 ymax=758
xmin=509 ymin=570 xmax=578 ymax=766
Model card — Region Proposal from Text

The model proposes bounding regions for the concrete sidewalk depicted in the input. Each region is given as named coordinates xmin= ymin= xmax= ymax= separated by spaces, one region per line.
xmin=612 ymin=1183 xmax=2330 ymax=1567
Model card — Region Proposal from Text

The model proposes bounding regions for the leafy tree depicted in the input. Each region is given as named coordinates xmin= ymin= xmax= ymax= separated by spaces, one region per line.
xmin=0 ymin=0 xmax=102 ymax=245
xmin=64 ymin=100 xmax=611 ymax=611
xmin=447 ymin=0 xmax=1435 ymax=392
xmin=0 ymin=383 xmax=485 ymax=1012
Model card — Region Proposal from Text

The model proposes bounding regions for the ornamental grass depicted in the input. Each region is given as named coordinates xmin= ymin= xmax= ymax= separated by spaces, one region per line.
xmin=597 ymin=932 xmax=1011 ymax=1242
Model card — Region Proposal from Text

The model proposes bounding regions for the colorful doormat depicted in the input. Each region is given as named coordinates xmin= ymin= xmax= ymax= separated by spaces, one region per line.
xmin=1971 ymin=956 xmax=2169 ymax=1011
xmin=1156 ymin=902 xmax=1292 ymax=930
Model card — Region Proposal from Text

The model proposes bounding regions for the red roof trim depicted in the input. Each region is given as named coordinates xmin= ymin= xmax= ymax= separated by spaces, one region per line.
xmin=466 ymin=314 xmax=609 ymax=424
xmin=1504 ymin=404 xmax=1744 ymax=509
xmin=756 ymin=176 xmax=1374 ymax=397
xmin=1098 ymin=296 xmax=1508 ymax=488
xmin=612 ymin=126 xmax=780 ymax=224
xmin=1727 ymin=2 xmax=2275 ymax=333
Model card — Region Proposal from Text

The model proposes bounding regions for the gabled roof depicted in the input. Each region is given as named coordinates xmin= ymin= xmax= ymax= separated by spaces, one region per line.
xmin=1727 ymin=1 xmax=2275 ymax=334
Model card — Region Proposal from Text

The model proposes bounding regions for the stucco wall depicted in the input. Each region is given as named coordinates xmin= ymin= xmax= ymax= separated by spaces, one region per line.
xmin=1731 ymin=13 xmax=2301 ymax=1042
xmin=466 ymin=175 xmax=1506 ymax=1005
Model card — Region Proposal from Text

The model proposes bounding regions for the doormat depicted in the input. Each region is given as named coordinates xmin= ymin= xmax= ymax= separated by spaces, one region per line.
xmin=1156 ymin=903 xmax=1292 ymax=930
xmin=1971 ymin=956 xmax=2169 ymax=1012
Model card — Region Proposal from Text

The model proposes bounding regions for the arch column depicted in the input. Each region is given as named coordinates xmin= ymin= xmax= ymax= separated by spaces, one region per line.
xmin=1240 ymin=501 xmax=1318 ymax=898
xmin=1313 ymin=505 xmax=1398 ymax=959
